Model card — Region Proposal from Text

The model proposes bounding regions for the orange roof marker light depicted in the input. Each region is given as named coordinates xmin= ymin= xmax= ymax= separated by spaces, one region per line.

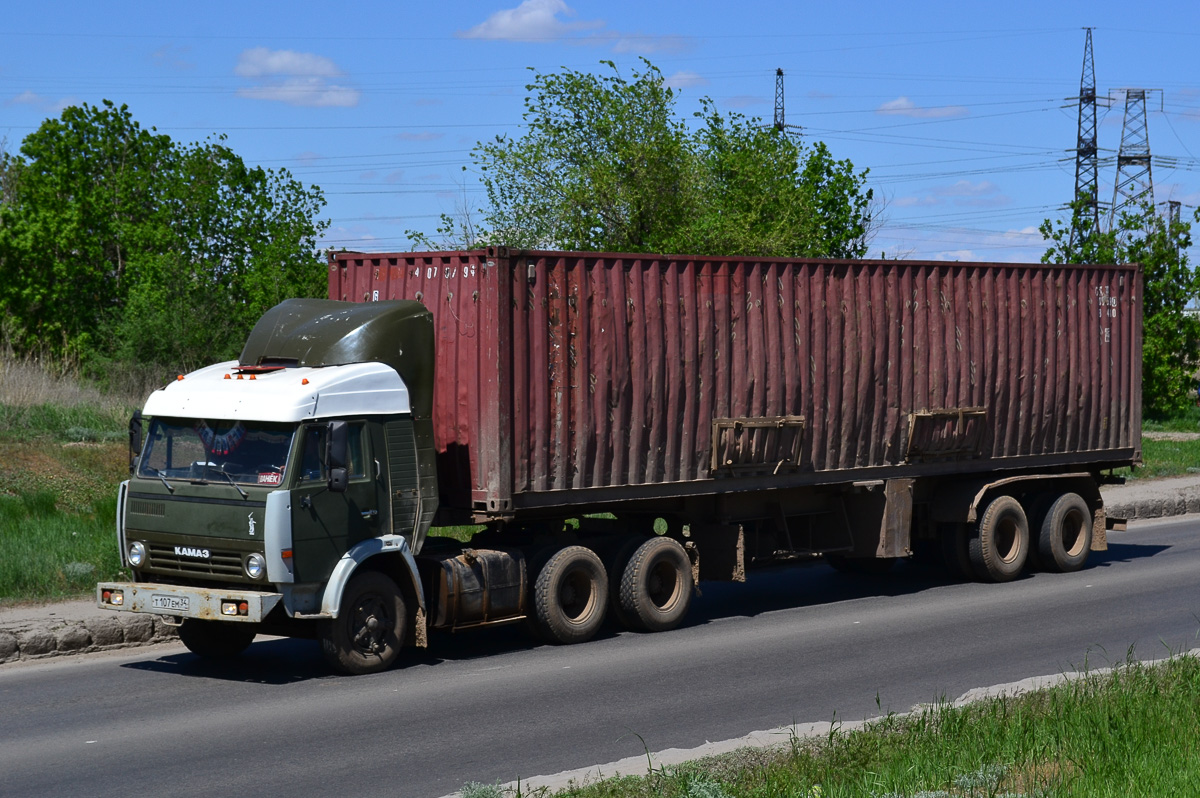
xmin=224 ymin=374 xmax=231 ymax=380
xmin=176 ymin=375 xmax=184 ymax=381
xmin=302 ymin=378 xmax=309 ymax=385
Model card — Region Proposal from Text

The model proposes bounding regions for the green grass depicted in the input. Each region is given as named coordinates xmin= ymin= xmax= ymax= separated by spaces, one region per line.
xmin=0 ymin=489 xmax=127 ymax=604
xmin=1120 ymin=436 xmax=1200 ymax=480
xmin=1142 ymin=406 xmax=1200 ymax=433
xmin=502 ymin=653 xmax=1200 ymax=798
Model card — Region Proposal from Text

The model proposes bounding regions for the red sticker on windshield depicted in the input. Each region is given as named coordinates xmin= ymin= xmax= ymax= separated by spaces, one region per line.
xmin=257 ymin=472 xmax=282 ymax=485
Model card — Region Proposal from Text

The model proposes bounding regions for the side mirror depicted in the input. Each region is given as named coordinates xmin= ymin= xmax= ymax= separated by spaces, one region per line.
xmin=325 ymin=420 xmax=349 ymax=493
xmin=128 ymin=411 xmax=143 ymax=475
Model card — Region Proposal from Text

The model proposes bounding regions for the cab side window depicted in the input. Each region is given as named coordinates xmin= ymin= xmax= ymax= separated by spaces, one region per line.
xmin=298 ymin=423 xmax=368 ymax=482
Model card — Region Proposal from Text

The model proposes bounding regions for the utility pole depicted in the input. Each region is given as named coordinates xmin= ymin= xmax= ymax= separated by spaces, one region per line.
xmin=772 ymin=68 xmax=802 ymax=137
xmin=1071 ymin=28 xmax=1100 ymax=246
xmin=1110 ymin=88 xmax=1157 ymax=229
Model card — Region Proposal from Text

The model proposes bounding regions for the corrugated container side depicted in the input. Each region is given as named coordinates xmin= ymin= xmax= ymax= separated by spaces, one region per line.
xmin=330 ymin=250 xmax=1141 ymax=516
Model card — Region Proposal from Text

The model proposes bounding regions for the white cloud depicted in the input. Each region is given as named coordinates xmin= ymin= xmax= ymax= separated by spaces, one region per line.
xmin=665 ymin=71 xmax=707 ymax=90
xmin=6 ymin=90 xmax=77 ymax=114
xmin=611 ymin=33 xmax=690 ymax=54
xmin=724 ymin=95 xmax=767 ymax=109
xmin=933 ymin=180 xmax=999 ymax=198
xmin=933 ymin=249 xmax=976 ymax=261
xmin=237 ymin=79 xmax=359 ymax=108
xmin=893 ymin=195 xmax=940 ymax=208
xmin=877 ymin=96 xmax=968 ymax=119
xmin=458 ymin=0 xmax=689 ymax=54
xmin=459 ymin=0 xmax=601 ymax=42
xmin=235 ymin=48 xmax=359 ymax=107
xmin=236 ymin=47 xmax=341 ymax=78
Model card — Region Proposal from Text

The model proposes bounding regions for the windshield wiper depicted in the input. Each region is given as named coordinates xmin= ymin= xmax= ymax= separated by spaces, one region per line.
xmin=212 ymin=467 xmax=249 ymax=500
xmin=143 ymin=466 xmax=175 ymax=494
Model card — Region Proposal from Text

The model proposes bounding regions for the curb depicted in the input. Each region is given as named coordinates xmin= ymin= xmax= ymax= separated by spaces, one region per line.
xmin=1105 ymin=494 xmax=1200 ymax=521
xmin=0 ymin=611 xmax=178 ymax=665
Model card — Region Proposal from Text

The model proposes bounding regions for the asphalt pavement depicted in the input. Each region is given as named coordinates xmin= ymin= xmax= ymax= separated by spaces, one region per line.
xmin=1 ymin=474 xmax=1197 ymax=665
xmin=2 ymin=515 xmax=1198 ymax=798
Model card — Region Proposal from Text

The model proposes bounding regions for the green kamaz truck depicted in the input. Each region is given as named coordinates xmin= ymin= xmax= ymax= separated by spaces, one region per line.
xmin=99 ymin=250 xmax=1140 ymax=674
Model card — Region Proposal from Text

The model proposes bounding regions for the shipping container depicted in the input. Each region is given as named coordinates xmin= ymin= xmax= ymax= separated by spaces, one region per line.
xmin=329 ymin=248 xmax=1141 ymax=522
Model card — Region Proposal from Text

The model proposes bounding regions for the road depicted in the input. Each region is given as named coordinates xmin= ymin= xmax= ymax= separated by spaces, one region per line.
xmin=2 ymin=517 xmax=1197 ymax=798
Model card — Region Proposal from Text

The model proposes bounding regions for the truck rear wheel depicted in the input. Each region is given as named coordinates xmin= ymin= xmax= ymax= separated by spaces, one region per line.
xmin=1038 ymin=492 xmax=1092 ymax=573
xmin=618 ymin=536 xmax=694 ymax=632
xmin=969 ymin=495 xmax=1029 ymax=582
xmin=320 ymin=571 xmax=407 ymax=675
xmin=533 ymin=546 xmax=608 ymax=644
xmin=938 ymin=522 xmax=973 ymax=580
xmin=178 ymin=619 xmax=257 ymax=659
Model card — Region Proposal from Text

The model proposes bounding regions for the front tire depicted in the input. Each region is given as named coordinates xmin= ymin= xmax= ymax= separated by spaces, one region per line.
xmin=1038 ymin=493 xmax=1092 ymax=573
xmin=969 ymin=495 xmax=1029 ymax=583
xmin=178 ymin=619 xmax=257 ymax=659
xmin=320 ymin=571 xmax=406 ymax=675
xmin=532 ymin=546 xmax=608 ymax=644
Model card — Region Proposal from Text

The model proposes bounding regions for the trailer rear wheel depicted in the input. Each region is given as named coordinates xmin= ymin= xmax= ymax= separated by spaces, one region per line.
xmin=607 ymin=536 xmax=645 ymax=630
xmin=320 ymin=571 xmax=407 ymax=675
xmin=533 ymin=546 xmax=608 ymax=644
xmin=1038 ymin=493 xmax=1092 ymax=573
xmin=969 ymin=495 xmax=1029 ymax=582
xmin=618 ymin=537 xmax=694 ymax=632
xmin=178 ymin=619 xmax=257 ymax=659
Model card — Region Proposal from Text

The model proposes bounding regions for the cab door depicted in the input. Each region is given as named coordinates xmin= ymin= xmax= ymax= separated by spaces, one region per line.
xmin=290 ymin=422 xmax=383 ymax=583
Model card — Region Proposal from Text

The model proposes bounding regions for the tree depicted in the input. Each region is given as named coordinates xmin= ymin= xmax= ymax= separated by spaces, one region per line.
xmin=0 ymin=101 xmax=327 ymax=369
xmin=1041 ymin=200 xmax=1200 ymax=417
xmin=459 ymin=60 xmax=872 ymax=258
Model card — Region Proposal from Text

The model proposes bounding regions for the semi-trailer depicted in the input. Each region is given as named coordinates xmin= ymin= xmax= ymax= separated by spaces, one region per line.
xmin=98 ymin=249 xmax=1140 ymax=674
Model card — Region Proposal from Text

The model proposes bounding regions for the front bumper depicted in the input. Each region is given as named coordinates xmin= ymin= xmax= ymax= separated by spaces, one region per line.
xmin=97 ymin=582 xmax=283 ymax=623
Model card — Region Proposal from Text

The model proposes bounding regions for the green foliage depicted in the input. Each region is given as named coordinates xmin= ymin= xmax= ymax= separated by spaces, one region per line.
xmin=0 ymin=101 xmax=328 ymax=371
xmin=462 ymin=60 xmax=872 ymax=258
xmin=1041 ymin=200 xmax=1200 ymax=417
xmin=0 ymin=489 xmax=124 ymax=601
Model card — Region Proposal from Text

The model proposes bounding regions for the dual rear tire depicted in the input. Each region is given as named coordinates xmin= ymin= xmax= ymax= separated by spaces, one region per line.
xmin=964 ymin=491 xmax=1094 ymax=583
xmin=530 ymin=537 xmax=694 ymax=644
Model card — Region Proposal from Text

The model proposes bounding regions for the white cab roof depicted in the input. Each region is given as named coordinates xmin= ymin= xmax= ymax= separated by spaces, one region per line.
xmin=142 ymin=361 xmax=411 ymax=422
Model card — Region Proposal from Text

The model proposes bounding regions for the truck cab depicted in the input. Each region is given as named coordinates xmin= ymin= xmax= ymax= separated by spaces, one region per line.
xmin=99 ymin=299 xmax=439 ymax=674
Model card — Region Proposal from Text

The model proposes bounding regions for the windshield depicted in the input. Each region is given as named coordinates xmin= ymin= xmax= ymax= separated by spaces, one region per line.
xmin=138 ymin=418 xmax=296 ymax=486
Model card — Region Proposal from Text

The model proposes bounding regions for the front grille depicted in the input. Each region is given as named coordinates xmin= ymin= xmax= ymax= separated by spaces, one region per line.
xmin=147 ymin=544 xmax=244 ymax=578
xmin=129 ymin=499 xmax=166 ymax=516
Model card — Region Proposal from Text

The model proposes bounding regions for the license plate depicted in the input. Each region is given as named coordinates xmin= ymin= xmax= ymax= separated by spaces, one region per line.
xmin=151 ymin=594 xmax=190 ymax=612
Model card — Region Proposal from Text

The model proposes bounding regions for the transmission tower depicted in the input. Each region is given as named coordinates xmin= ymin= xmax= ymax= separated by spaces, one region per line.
xmin=1109 ymin=88 xmax=1155 ymax=227
xmin=1071 ymin=28 xmax=1100 ymax=245
xmin=772 ymin=68 xmax=802 ymax=137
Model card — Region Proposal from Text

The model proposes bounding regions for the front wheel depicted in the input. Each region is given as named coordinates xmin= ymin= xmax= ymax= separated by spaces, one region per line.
xmin=178 ymin=619 xmax=257 ymax=659
xmin=320 ymin=571 xmax=407 ymax=675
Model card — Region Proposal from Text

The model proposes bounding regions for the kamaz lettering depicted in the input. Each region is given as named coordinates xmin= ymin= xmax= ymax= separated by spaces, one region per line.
xmin=174 ymin=546 xmax=211 ymax=559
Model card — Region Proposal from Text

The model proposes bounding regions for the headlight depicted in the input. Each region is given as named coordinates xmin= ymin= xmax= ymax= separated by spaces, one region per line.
xmin=128 ymin=541 xmax=146 ymax=567
xmin=245 ymin=553 xmax=266 ymax=580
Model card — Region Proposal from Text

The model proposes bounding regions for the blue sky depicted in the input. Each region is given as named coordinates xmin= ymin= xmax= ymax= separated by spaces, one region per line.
xmin=2 ymin=1 xmax=1198 ymax=263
